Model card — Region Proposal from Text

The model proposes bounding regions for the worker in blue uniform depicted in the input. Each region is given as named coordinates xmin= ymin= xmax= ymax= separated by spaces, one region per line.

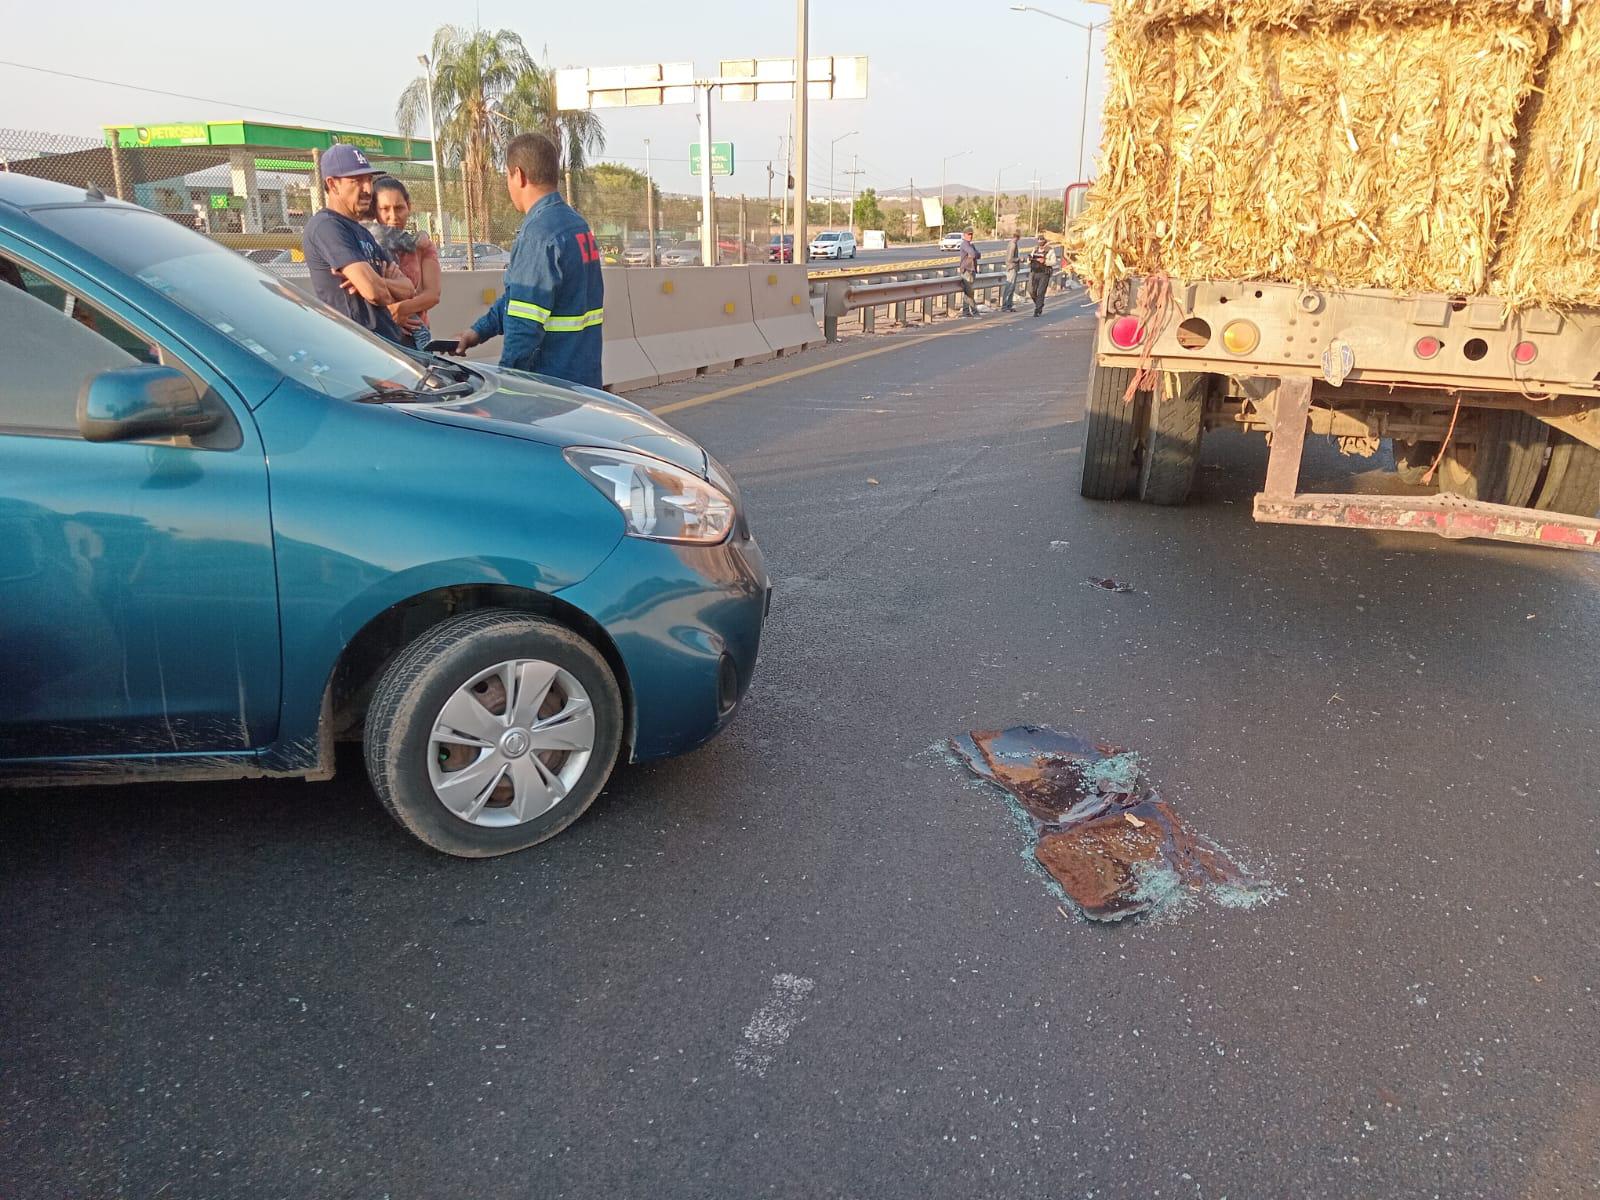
xmin=454 ymin=131 xmax=604 ymax=389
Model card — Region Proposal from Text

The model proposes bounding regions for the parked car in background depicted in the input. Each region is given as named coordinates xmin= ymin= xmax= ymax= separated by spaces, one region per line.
xmin=939 ymin=231 xmax=965 ymax=251
xmin=437 ymin=242 xmax=512 ymax=270
xmin=0 ymin=173 xmax=769 ymax=858
xmin=660 ymin=241 xmax=702 ymax=266
xmin=622 ymin=235 xmax=674 ymax=267
xmin=807 ymin=230 xmax=856 ymax=260
xmin=768 ymin=234 xmax=795 ymax=263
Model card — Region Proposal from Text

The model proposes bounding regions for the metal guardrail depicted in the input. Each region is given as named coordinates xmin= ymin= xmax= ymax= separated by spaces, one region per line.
xmin=821 ymin=269 xmax=1015 ymax=341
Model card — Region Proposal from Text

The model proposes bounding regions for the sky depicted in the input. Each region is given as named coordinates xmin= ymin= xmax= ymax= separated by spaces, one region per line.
xmin=0 ymin=0 xmax=1109 ymax=205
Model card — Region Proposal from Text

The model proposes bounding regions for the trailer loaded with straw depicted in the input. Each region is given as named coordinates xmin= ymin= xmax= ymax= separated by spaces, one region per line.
xmin=1071 ymin=0 xmax=1600 ymax=548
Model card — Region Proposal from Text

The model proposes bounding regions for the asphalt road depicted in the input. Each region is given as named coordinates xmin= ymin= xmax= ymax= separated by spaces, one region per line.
xmin=5 ymin=294 xmax=1600 ymax=1199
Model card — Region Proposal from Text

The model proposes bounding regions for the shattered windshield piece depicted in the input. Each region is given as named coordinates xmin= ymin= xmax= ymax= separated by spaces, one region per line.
xmin=951 ymin=725 xmax=1278 ymax=922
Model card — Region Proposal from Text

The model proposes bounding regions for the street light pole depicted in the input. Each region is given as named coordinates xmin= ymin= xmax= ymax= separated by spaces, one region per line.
xmin=993 ymin=161 xmax=1020 ymax=237
xmin=418 ymin=53 xmax=446 ymax=245
xmin=829 ymin=129 xmax=857 ymax=227
xmin=793 ymin=0 xmax=810 ymax=263
xmin=1009 ymin=4 xmax=1109 ymax=182
xmin=940 ymin=148 xmax=971 ymax=232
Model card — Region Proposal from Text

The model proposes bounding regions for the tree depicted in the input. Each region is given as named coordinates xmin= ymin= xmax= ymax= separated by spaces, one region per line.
xmin=580 ymin=163 xmax=657 ymax=240
xmin=500 ymin=60 xmax=606 ymax=204
xmin=397 ymin=26 xmax=532 ymax=244
xmin=852 ymin=187 xmax=885 ymax=233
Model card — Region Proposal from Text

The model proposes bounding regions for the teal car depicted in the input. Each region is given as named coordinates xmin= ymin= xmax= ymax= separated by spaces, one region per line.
xmin=0 ymin=175 xmax=768 ymax=857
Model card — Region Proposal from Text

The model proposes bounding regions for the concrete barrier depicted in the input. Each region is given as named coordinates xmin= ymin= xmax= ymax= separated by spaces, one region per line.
xmin=625 ymin=266 xmax=776 ymax=383
xmin=288 ymin=263 xmax=802 ymax=391
xmin=746 ymin=266 xmax=822 ymax=355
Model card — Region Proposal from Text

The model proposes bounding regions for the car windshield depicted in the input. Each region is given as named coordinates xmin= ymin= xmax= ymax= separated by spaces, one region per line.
xmin=816 ymin=233 xmax=838 ymax=241
xmin=34 ymin=205 xmax=428 ymax=401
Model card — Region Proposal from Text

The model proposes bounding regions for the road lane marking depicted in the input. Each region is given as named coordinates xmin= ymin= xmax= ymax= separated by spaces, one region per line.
xmin=644 ymin=291 xmax=1088 ymax=418
xmin=732 ymin=973 xmax=816 ymax=1077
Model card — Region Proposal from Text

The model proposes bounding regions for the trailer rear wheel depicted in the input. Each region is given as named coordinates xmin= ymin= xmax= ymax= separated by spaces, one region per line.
xmin=1533 ymin=432 xmax=1600 ymax=517
xmin=1138 ymin=371 xmax=1206 ymax=505
xmin=1081 ymin=362 xmax=1147 ymax=501
xmin=1437 ymin=410 xmax=1545 ymax=507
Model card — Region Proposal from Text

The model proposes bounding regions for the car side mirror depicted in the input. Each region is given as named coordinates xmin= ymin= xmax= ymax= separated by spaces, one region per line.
xmin=76 ymin=364 xmax=220 ymax=444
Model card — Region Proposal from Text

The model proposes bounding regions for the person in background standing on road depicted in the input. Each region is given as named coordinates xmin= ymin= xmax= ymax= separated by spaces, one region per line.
xmin=1001 ymin=232 xmax=1021 ymax=312
xmin=454 ymin=132 xmax=604 ymax=388
xmin=367 ymin=176 xmax=441 ymax=350
xmin=1028 ymin=234 xmax=1054 ymax=318
xmin=958 ymin=228 xmax=981 ymax=317
xmin=300 ymin=144 xmax=415 ymax=346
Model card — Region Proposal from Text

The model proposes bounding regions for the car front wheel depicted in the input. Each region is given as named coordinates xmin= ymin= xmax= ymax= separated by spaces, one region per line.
xmin=364 ymin=610 xmax=624 ymax=858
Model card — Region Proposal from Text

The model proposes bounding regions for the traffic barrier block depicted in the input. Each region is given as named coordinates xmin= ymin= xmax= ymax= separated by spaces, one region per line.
xmin=747 ymin=266 xmax=822 ymax=356
xmin=625 ymin=267 xmax=774 ymax=383
xmin=596 ymin=266 xmax=658 ymax=392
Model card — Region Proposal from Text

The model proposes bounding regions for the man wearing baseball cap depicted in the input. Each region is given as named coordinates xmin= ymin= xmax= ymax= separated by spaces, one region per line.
xmin=300 ymin=143 xmax=414 ymax=344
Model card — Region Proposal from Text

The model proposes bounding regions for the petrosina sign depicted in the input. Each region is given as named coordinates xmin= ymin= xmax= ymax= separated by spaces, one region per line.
xmin=105 ymin=123 xmax=210 ymax=148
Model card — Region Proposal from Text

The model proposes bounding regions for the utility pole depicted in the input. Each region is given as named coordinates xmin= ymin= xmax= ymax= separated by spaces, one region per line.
xmin=644 ymin=138 xmax=657 ymax=267
xmin=766 ymin=159 xmax=774 ymax=248
xmin=739 ymin=195 xmax=748 ymax=263
xmin=843 ymin=155 xmax=865 ymax=242
xmin=793 ymin=0 xmax=809 ymax=262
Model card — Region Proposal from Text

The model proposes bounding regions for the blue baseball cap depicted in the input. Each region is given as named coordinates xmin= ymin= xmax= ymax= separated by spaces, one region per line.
xmin=321 ymin=143 xmax=382 ymax=179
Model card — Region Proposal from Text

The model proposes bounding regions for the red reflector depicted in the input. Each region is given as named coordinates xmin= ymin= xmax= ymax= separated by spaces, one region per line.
xmin=1513 ymin=340 xmax=1538 ymax=365
xmin=1109 ymin=316 xmax=1146 ymax=349
xmin=1414 ymin=336 xmax=1442 ymax=360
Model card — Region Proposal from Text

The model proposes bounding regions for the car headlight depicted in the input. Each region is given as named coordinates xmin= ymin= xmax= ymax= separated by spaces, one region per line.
xmin=565 ymin=447 xmax=736 ymax=545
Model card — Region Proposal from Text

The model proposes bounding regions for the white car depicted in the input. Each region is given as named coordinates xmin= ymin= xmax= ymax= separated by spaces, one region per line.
xmin=939 ymin=231 xmax=966 ymax=252
xmin=660 ymin=242 xmax=702 ymax=266
xmin=807 ymin=230 xmax=857 ymax=259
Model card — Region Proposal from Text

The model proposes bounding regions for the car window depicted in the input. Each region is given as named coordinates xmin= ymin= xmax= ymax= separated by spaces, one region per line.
xmin=33 ymin=205 xmax=427 ymax=402
xmin=0 ymin=265 xmax=139 ymax=433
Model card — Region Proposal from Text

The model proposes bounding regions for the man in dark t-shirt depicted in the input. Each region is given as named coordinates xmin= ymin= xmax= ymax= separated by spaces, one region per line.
xmin=300 ymin=144 xmax=414 ymax=345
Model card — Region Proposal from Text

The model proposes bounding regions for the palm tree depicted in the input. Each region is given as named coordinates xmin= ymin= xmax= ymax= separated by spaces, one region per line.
xmin=397 ymin=25 xmax=532 ymax=245
xmin=501 ymin=60 xmax=607 ymax=205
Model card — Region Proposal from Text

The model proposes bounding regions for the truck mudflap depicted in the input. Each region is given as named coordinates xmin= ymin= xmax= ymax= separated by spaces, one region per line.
xmin=1253 ymin=376 xmax=1600 ymax=551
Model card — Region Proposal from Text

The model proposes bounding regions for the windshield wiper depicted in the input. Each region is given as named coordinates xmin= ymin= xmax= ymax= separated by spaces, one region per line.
xmin=351 ymin=380 xmax=475 ymax=404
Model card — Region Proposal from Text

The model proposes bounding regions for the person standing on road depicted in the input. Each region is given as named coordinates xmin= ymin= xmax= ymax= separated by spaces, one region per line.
xmin=367 ymin=176 xmax=441 ymax=350
xmin=1001 ymin=232 xmax=1021 ymax=312
xmin=454 ymin=132 xmax=604 ymax=389
xmin=1027 ymin=234 xmax=1054 ymax=318
xmin=300 ymin=144 xmax=415 ymax=346
xmin=958 ymin=228 xmax=981 ymax=317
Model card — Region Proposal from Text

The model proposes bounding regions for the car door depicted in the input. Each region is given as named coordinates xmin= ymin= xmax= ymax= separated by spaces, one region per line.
xmin=0 ymin=252 xmax=280 ymax=761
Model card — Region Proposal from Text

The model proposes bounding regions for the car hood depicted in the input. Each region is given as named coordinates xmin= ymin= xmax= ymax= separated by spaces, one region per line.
xmin=401 ymin=364 xmax=708 ymax=477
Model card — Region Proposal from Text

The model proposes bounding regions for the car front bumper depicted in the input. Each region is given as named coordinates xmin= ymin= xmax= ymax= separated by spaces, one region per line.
xmin=554 ymin=530 xmax=770 ymax=762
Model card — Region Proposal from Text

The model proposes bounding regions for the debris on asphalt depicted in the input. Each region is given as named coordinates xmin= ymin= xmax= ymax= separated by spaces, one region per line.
xmin=950 ymin=725 xmax=1277 ymax=923
xmin=1085 ymin=577 xmax=1134 ymax=593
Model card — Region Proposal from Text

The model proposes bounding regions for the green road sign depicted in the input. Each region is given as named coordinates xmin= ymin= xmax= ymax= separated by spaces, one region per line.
xmin=689 ymin=142 xmax=735 ymax=177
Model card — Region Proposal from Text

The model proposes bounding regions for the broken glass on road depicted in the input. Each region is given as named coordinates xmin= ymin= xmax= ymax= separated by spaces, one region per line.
xmin=951 ymin=726 xmax=1276 ymax=922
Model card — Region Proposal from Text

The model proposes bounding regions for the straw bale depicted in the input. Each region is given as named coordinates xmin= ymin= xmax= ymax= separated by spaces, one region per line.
xmin=1071 ymin=4 xmax=1553 ymax=300
xmin=1489 ymin=1 xmax=1600 ymax=306
xmin=1121 ymin=0 xmax=1580 ymax=31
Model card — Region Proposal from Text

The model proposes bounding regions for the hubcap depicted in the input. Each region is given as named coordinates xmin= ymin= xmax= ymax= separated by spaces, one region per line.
xmin=427 ymin=658 xmax=596 ymax=828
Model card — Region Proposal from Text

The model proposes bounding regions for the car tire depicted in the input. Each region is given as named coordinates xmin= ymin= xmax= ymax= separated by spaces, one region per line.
xmin=1137 ymin=371 xmax=1206 ymax=506
xmin=364 ymin=610 xmax=624 ymax=859
xmin=1533 ymin=431 xmax=1600 ymax=517
xmin=1081 ymin=361 xmax=1148 ymax=501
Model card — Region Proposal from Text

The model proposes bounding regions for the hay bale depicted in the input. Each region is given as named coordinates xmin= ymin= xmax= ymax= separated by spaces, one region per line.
xmin=1072 ymin=1 xmax=1559 ymax=302
xmin=1489 ymin=2 xmax=1600 ymax=306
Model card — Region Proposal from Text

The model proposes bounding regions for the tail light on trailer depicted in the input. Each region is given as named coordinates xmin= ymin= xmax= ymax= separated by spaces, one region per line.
xmin=1513 ymin=341 xmax=1538 ymax=365
xmin=1414 ymin=336 xmax=1442 ymax=360
xmin=1109 ymin=316 xmax=1146 ymax=349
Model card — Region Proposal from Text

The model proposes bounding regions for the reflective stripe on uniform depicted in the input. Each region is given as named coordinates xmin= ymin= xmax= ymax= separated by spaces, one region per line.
xmin=542 ymin=308 xmax=604 ymax=333
xmin=507 ymin=299 xmax=552 ymax=323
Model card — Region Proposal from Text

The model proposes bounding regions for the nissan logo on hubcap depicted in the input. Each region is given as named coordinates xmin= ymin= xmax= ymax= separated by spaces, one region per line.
xmin=500 ymin=729 xmax=531 ymax=758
